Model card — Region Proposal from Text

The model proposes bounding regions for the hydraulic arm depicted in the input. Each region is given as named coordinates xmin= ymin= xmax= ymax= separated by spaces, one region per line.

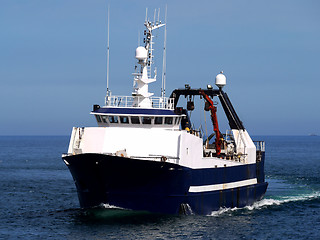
xmin=199 ymin=90 xmax=221 ymax=155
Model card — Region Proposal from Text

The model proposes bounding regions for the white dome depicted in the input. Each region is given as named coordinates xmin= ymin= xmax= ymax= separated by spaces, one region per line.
xmin=135 ymin=46 xmax=148 ymax=60
xmin=215 ymin=71 xmax=226 ymax=88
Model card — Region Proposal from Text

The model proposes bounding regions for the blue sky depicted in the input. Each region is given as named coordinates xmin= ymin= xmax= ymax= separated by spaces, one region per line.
xmin=1 ymin=0 xmax=320 ymax=135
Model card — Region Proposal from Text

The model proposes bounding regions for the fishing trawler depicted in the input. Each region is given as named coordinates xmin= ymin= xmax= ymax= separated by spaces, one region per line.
xmin=62 ymin=11 xmax=268 ymax=215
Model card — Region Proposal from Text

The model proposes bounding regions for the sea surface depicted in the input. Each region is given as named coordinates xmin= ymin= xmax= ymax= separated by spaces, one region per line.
xmin=0 ymin=136 xmax=319 ymax=239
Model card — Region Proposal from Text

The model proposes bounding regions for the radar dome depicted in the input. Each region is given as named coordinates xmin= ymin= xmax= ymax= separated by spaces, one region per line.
xmin=215 ymin=71 xmax=226 ymax=89
xmin=135 ymin=46 xmax=148 ymax=60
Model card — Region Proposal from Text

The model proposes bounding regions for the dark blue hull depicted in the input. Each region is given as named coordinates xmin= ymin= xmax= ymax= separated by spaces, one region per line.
xmin=63 ymin=153 xmax=268 ymax=215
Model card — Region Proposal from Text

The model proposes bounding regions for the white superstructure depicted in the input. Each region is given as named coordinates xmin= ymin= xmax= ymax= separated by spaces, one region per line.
xmin=65 ymin=12 xmax=259 ymax=168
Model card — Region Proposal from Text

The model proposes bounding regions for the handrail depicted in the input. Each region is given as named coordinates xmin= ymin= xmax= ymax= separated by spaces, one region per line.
xmin=105 ymin=95 xmax=175 ymax=109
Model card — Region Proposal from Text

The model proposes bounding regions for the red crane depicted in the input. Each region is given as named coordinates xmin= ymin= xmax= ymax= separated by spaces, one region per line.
xmin=199 ymin=90 xmax=222 ymax=156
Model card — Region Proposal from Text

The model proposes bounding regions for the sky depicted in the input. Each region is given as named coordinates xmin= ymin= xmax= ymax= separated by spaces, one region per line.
xmin=1 ymin=0 xmax=320 ymax=136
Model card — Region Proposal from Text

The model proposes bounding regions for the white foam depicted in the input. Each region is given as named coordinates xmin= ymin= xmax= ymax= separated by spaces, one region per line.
xmin=208 ymin=191 xmax=320 ymax=216
xmin=100 ymin=203 xmax=126 ymax=210
xmin=247 ymin=191 xmax=320 ymax=210
xmin=244 ymin=198 xmax=281 ymax=211
xmin=209 ymin=207 xmax=239 ymax=216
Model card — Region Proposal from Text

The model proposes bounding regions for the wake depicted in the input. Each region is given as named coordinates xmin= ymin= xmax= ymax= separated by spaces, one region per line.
xmin=209 ymin=191 xmax=320 ymax=216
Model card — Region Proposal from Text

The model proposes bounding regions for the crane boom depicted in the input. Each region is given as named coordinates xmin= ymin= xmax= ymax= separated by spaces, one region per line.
xmin=199 ymin=90 xmax=222 ymax=155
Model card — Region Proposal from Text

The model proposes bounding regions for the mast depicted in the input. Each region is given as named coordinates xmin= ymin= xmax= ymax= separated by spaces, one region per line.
xmin=106 ymin=5 xmax=110 ymax=98
xmin=161 ymin=5 xmax=167 ymax=98
xmin=132 ymin=9 xmax=165 ymax=108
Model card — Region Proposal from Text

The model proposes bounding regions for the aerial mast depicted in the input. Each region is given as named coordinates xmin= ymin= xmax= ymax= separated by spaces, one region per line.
xmin=132 ymin=8 xmax=165 ymax=108
xmin=161 ymin=5 xmax=167 ymax=98
xmin=106 ymin=5 xmax=110 ymax=98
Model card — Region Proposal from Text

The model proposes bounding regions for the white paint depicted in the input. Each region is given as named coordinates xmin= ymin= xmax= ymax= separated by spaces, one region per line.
xmin=232 ymin=129 xmax=256 ymax=164
xmin=188 ymin=178 xmax=258 ymax=193
xmin=63 ymin=159 xmax=70 ymax=166
xmin=67 ymin=127 xmax=77 ymax=154
xmin=66 ymin=126 xmax=256 ymax=169
xmin=178 ymin=131 xmax=203 ymax=168
xmin=68 ymin=127 xmax=181 ymax=159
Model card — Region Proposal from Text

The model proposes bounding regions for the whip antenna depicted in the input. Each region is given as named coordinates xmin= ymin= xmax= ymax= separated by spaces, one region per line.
xmin=106 ymin=5 xmax=110 ymax=97
xmin=161 ymin=5 xmax=167 ymax=98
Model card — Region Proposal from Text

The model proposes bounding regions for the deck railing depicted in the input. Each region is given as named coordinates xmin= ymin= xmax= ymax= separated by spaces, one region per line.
xmin=105 ymin=95 xmax=175 ymax=110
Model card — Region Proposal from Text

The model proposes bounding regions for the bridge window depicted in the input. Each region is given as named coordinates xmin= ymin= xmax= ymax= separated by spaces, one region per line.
xmin=131 ymin=116 xmax=140 ymax=124
xmin=141 ymin=116 xmax=152 ymax=124
xmin=175 ymin=117 xmax=181 ymax=125
xmin=155 ymin=117 xmax=163 ymax=125
xmin=120 ymin=116 xmax=129 ymax=124
xmin=165 ymin=117 xmax=173 ymax=125
xmin=108 ymin=116 xmax=118 ymax=123
xmin=95 ymin=115 xmax=102 ymax=123
xmin=101 ymin=116 xmax=108 ymax=123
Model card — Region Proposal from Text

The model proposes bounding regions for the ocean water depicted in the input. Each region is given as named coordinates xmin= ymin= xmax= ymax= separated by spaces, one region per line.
xmin=0 ymin=136 xmax=319 ymax=239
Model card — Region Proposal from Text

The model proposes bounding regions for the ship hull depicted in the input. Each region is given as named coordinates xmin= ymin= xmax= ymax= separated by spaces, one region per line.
xmin=63 ymin=153 xmax=268 ymax=215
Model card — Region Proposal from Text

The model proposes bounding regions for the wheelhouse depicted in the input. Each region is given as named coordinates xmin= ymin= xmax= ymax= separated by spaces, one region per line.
xmin=91 ymin=106 xmax=183 ymax=129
